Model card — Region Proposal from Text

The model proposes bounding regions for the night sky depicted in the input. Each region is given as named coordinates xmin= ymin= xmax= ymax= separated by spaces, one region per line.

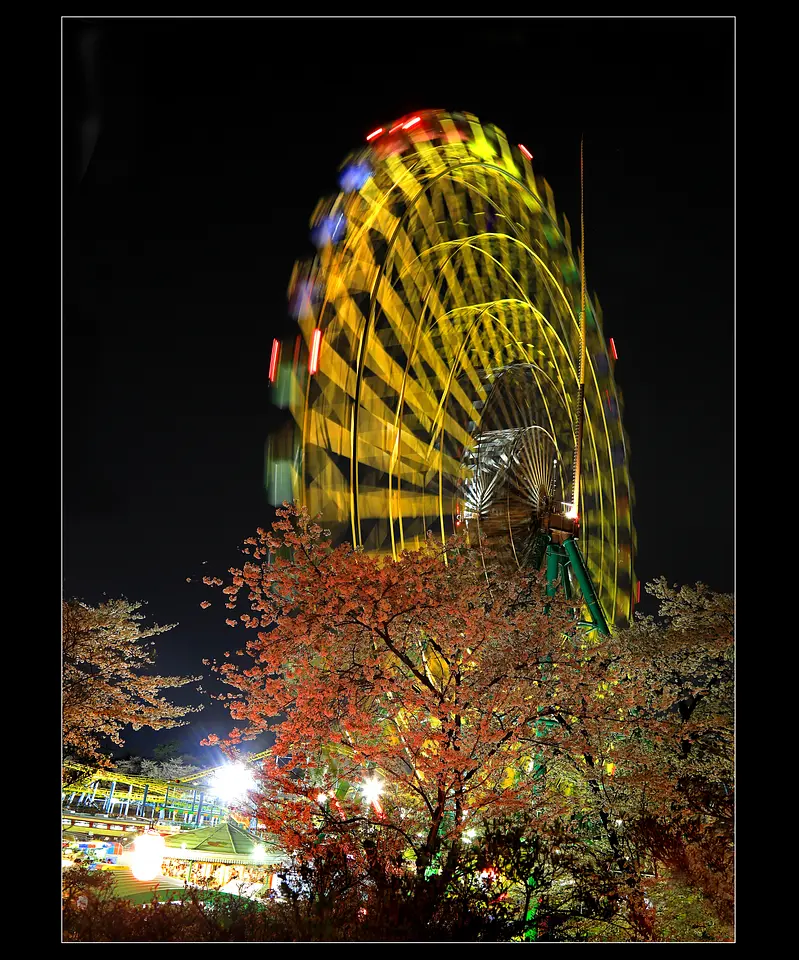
xmin=63 ymin=17 xmax=734 ymax=760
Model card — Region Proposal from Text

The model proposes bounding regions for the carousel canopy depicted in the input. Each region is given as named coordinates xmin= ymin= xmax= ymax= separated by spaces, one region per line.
xmin=110 ymin=868 xmax=249 ymax=906
xmin=163 ymin=821 xmax=285 ymax=866
xmin=110 ymin=868 xmax=186 ymax=905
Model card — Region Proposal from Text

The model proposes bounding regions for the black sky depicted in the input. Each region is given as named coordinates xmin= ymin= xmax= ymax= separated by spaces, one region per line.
xmin=63 ymin=17 xmax=734 ymax=759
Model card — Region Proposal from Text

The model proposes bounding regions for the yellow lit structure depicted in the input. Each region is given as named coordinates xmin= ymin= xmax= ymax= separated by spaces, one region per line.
xmin=269 ymin=110 xmax=636 ymax=628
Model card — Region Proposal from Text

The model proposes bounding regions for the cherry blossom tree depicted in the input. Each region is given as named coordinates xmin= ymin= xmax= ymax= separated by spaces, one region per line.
xmin=63 ymin=597 xmax=203 ymax=769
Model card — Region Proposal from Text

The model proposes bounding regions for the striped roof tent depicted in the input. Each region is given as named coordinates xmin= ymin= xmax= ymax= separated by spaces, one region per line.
xmin=109 ymin=869 xmax=250 ymax=906
xmin=163 ymin=821 xmax=285 ymax=866
xmin=110 ymin=868 xmax=186 ymax=906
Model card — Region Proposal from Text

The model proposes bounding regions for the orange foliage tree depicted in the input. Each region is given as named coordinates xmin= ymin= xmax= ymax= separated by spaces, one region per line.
xmin=63 ymin=598 xmax=203 ymax=768
xmin=202 ymin=504 xmax=673 ymax=936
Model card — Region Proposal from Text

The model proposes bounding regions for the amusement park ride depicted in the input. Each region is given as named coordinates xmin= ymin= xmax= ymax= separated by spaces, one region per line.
xmin=62 ymin=759 xmax=264 ymax=834
xmin=267 ymin=108 xmax=636 ymax=633
xmin=64 ymin=111 xmax=637 ymax=860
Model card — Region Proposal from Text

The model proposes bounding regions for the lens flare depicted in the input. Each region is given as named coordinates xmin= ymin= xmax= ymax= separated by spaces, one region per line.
xmin=130 ymin=830 xmax=166 ymax=882
xmin=208 ymin=763 xmax=256 ymax=804
xmin=360 ymin=775 xmax=384 ymax=814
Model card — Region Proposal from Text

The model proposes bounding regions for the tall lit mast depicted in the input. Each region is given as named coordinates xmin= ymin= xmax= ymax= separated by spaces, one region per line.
xmin=568 ymin=138 xmax=587 ymax=521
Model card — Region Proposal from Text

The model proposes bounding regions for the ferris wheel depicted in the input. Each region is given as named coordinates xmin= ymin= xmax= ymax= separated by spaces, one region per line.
xmin=266 ymin=109 xmax=636 ymax=631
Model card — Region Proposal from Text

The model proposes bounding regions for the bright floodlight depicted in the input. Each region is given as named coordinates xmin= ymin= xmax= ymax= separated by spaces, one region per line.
xmin=209 ymin=762 xmax=256 ymax=804
xmin=130 ymin=830 xmax=166 ymax=882
xmin=360 ymin=775 xmax=384 ymax=809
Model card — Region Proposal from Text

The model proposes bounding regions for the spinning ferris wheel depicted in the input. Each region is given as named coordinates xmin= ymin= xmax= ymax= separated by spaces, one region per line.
xmin=266 ymin=109 xmax=636 ymax=632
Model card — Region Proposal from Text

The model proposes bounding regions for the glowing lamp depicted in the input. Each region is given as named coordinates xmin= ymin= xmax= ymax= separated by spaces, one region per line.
xmin=289 ymin=279 xmax=314 ymax=320
xmin=208 ymin=763 xmax=256 ymax=804
xmin=518 ymin=143 xmax=533 ymax=160
xmin=268 ymin=339 xmax=280 ymax=383
xmin=360 ymin=775 xmax=384 ymax=814
xmin=609 ymin=337 xmax=618 ymax=360
xmin=339 ymin=162 xmax=372 ymax=193
xmin=366 ymin=127 xmax=384 ymax=141
xmin=309 ymin=328 xmax=322 ymax=375
xmin=130 ymin=830 xmax=166 ymax=882
xmin=311 ymin=213 xmax=346 ymax=249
